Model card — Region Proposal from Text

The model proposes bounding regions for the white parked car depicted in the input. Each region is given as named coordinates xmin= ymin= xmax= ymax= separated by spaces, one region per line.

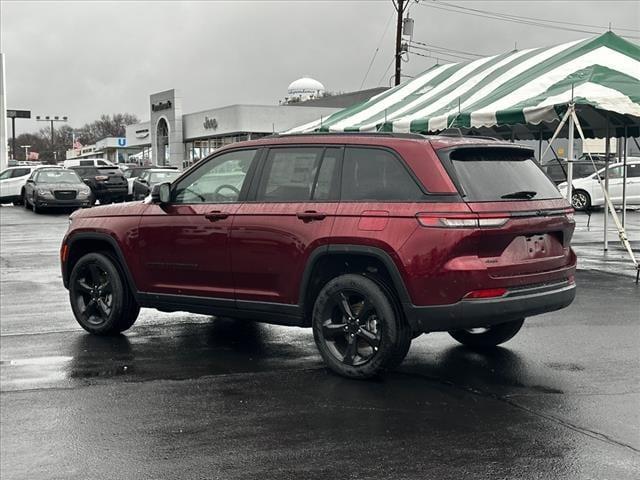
xmin=559 ymin=158 xmax=640 ymax=210
xmin=63 ymin=158 xmax=115 ymax=169
xmin=0 ymin=165 xmax=59 ymax=205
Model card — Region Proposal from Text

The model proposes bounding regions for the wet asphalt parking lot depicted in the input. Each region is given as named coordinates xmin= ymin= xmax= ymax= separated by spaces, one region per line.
xmin=0 ymin=205 xmax=639 ymax=480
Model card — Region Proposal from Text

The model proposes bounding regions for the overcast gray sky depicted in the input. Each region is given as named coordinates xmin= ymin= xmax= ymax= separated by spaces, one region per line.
xmin=2 ymin=0 xmax=638 ymax=135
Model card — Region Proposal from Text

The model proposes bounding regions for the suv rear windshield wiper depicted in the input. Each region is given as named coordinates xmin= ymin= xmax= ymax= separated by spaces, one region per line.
xmin=500 ymin=190 xmax=537 ymax=199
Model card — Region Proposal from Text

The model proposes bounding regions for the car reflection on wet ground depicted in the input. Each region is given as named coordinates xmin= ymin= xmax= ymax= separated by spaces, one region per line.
xmin=1 ymin=206 xmax=639 ymax=479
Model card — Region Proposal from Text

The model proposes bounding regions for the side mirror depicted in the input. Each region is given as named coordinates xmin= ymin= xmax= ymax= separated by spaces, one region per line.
xmin=151 ymin=182 xmax=171 ymax=204
xmin=26 ymin=179 xmax=34 ymax=183
xmin=139 ymin=178 xmax=148 ymax=184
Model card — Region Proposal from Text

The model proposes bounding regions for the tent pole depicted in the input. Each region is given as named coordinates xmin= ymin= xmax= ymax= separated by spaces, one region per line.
xmin=622 ymin=126 xmax=628 ymax=227
xmin=604 ymin=118 xmax=610 ymax=251
xmin=566 ymin=104 xmax=575 ymax=202
xmin=538 ymin=126 xmax=543 ymax=161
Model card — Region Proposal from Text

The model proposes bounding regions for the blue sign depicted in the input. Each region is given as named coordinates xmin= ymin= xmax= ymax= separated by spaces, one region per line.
xmin=117 ymin=138 xmax=127 ymax=147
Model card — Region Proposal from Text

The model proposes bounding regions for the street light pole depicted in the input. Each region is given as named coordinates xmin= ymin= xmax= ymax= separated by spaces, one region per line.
xmin=394 ymin=0 xmax=406 ymax=86
xmin=36 ymin=115 xmax=68 ymax=162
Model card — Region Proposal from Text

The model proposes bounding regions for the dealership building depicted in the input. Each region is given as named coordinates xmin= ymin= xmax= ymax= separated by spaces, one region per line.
xmin=124 ymin=81 xmax=386 ymax=168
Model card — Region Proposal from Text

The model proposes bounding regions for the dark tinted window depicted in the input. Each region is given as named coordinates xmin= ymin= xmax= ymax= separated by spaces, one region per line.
xmin=11 ymin=168 xmax=31 ymax=178
xmin=79 ymin=160 xmax=94 ymax=166
xmin=628 ymin=163 xmax=640 ymax=178
xmin=341 ymin=147 xmax=423 ymax=201
xmin=72 ymin=167 xmax=98 ymax=176
xmin=257 ymin=148 xmax=324 ymax=201
xmin=450 ymin=148 xmax=562 ymax=201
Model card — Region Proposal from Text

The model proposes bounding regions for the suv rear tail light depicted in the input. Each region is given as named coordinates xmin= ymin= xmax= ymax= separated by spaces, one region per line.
xmin=416 ymin=213 xmax=509 ymax=228
xmin=464 ymin=288 xmax=508 ymax=299
xmin=95 ymin=175 xmax=109 ymax=181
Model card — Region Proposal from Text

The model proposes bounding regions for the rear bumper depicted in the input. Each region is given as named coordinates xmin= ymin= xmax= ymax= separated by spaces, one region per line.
xmin=93 ymin=186 xmax=128 ymax=199
xmin=404 ymin=279 xmax=576 ymax=332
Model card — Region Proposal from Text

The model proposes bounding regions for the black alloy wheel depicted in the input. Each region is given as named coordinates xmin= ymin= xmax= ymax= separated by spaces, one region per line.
xmin=69 ymin=253 xmax=140 ymax=335
xmin=313 ymin=274 xmax=411 ymax=379
xmin=322 ymin=290 xmax=382 ymax=367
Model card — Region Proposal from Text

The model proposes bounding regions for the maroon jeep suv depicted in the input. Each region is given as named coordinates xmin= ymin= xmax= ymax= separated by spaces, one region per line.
xmin=61 ymin=133 xmax=576 ymax=378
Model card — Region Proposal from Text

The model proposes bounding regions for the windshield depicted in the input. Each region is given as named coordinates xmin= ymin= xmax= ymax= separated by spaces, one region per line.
xmin=448 ymin=148 xmax=562 ymax=201
xmin=149 ymin=171 xmax=180 ymax=184
xmin=36 ymin=170 xmax=82 ymax=184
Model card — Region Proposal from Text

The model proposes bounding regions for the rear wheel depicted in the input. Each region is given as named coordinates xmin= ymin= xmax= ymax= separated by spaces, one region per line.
xmin=312 ymin=274 xmax=411 ymax=379
xmin=69 ymin=252 xmax=140 ymax=335
xmin=571 ymin=190 xmax=591 ymax=210
xmin=448 ymin=318 xmax=524 ymax=348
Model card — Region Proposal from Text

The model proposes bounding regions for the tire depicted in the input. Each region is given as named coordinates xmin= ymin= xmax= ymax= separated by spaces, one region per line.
xmin=23 ymin=191 xmax=30 ymax=209
xmin=448 ymin=318 xmax=525 ymax=349
xmin=312 ymin=274 xmax=412 ymax=379
xmin=31 ymin=197 xmax=40 ymax=214
xmin=69 ymin=252 xmax=140 ymax=335
xmin=571 ymin=190 xmax=591 ymax=211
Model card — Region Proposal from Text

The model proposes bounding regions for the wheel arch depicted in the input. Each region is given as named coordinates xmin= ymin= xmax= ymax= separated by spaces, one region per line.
xmin=63 ymin=233 xmax=138 ymax=295
xmin=298 ymin=245 xmax=412 ymax=326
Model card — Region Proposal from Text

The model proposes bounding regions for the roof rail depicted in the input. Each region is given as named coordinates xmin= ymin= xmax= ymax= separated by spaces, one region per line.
xmin=266 ymin=131 xmax=427 ymax=140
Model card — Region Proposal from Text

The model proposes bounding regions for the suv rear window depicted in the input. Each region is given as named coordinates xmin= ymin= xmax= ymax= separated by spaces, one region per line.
xmin=448 ymin=148 xmax=562 ymax=201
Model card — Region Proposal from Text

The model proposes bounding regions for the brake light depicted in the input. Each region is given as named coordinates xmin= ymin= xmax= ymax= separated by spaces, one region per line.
xmin=95 ymin=175 xmax=109 ymax=181
xmin=60 ymin=243 xmax=69 ymax=263
xmin=464 ymin=288 xmax=508 ymax=299
xmin=416 ymin=213 xmax=509 ymax=228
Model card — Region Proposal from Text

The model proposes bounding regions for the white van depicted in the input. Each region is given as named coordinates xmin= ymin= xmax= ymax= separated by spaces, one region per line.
xmin=63 ymin=158 xmax=116 ymax=169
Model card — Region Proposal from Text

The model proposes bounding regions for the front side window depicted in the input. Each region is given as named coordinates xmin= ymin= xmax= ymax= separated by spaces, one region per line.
xmin=173 ymin=149 xmax=257 ymax=203
xmin=0 ymin=169 xmax=11 ymax=180
xmin=341 ymin=147 xmax=423 ymax=201
xmin=149 ymin=171 xmax=180 ymax=184
xmin=256 ymin=148 xmax=325 ymax=202
xmin=12 ymin=168 xmax=30 ymax=178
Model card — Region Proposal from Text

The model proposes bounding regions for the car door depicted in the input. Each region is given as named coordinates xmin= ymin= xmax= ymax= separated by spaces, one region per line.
xmin=625 ymin=162 xmax=640 ymax=205
xmin=136 ymin=148 xmax=259 ymax=299
xmin=0 ymin=168 xmax=15 ymax=199
xmin=231 ymin=146 xmax=341 ymax=307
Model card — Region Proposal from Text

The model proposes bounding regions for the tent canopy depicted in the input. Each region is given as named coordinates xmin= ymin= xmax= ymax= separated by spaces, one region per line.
xmin=288 ymin=32 xmax=640 ymax=139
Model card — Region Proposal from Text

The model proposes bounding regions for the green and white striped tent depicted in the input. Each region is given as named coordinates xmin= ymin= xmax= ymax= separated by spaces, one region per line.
xmin=288 ymin=32 xmax=640 ymax=139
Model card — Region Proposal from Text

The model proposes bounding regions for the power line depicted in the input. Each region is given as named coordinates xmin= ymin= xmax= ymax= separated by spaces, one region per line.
xmin=360 ymin=11 xmax=395 ymax=90
xmin=408 ymin=48 xmax=460 ymax=64
xmin=409 ymin=43 xmax=477 ymax=61
xmin=409 ymin=41 xmax=482 ymax=59
xmin=435 ymin=0 xmax=640 ymax=34
xmin=417 ymin=1 xmax=640 ymax=39
xmin=410 ymin=39 xmax=486 ymax=57
xmin=377 ymin=56 xmax=397 ymax=86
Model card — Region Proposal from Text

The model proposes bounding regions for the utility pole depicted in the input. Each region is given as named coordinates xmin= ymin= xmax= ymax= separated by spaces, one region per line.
xmin=36 ymin=115 xmax=67 ymax=162
xmin=394 ymin=0 xmax=410 ymax=86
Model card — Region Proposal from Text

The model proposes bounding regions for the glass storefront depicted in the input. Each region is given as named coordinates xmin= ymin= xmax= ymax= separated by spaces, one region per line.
xmin=184 ymin=133 xmax=270 ymax=167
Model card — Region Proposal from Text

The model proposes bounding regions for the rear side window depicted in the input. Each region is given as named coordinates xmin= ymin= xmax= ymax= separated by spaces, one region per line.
xmin=448 ymin=148 xmax=562 ymax=201
xmin=79 ymin=160 xmax=94 ymax=166
xmin=628 ymin=163 xmax=640 ymax=178
xmin=341 ymin=147 xmax=423 ymax=201
xmin=256 ymin=148 xmax=324 ymax=201
xmin=12 ymin=168 xmax=30 ymax=178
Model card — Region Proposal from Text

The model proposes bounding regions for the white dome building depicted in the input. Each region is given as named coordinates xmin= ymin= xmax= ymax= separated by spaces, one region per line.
xmin=285 ymin=77 xmax=325 ymax=103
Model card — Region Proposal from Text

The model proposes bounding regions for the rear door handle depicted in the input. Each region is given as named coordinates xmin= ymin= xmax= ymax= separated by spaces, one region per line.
xmin=296 ymin=210 xmax=326 ymax=222
xmin=204 ymin=211 xmax=230 ymax=222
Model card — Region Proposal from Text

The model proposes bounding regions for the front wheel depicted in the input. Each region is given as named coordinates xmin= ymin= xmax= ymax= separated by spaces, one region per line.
xmin=69 ymin=252 xmax=140 ymax=335
xmin=448 ymin=318 xmax=524 ymax=349
xmin=312 ymin=274 xmax=411 ymax=379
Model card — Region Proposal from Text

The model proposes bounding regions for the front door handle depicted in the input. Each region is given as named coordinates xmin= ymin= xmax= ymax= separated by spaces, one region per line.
xmin=296 ymin=210 xmax=326 ymax=222
xmin=204 ymin=211 xmax=229 ymax=222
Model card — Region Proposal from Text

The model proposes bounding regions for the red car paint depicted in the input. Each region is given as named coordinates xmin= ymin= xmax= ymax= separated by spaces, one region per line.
xmin=62 ymin=134 xmax=576 ymax=332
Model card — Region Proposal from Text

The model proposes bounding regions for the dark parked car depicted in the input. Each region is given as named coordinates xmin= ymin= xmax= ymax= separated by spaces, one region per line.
xmin=61 ymin=133 xmax=576 ymax=379
xmin=542 ymin=156 xmax=609 ymax=185
xmin=23 ymin=168 xmax=92 ymax=213
xmin=132 ymin=168 xmax=180 ymax=200
xmin=70 ymin=166 xmax=128 ymax=204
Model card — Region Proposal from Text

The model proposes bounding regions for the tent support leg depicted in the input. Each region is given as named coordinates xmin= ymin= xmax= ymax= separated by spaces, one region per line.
xmin=570 ymin=109 xmax=639 ymax=279
xmin=604 ymin=119 xmax=610 ymax=251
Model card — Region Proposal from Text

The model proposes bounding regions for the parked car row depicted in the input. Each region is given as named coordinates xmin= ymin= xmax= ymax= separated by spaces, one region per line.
xmin=1 ymin=160 xmax=184 ymax=212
